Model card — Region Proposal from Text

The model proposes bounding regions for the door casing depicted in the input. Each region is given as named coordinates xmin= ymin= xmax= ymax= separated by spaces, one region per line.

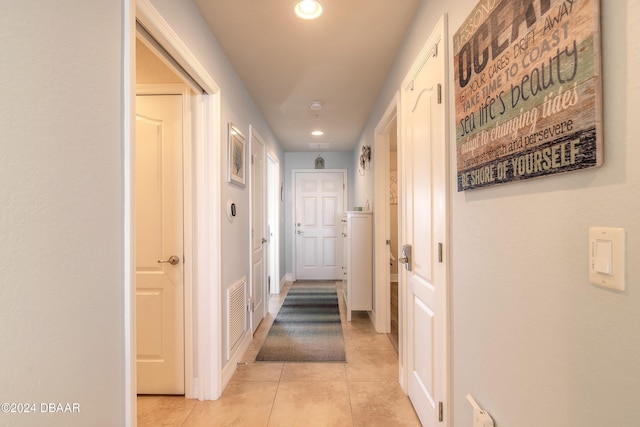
xmin=373 ymin=94 xmax=400 ymax=335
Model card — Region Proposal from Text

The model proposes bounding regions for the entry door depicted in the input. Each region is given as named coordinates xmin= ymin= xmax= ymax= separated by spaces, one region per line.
xmin=250 ymin=127 xmax=267 ymax=333
xmin=136 ymin=94 xmax=185 ymax=394
xmin=294 ymin=171 xmax=345 ymax=280
xmin=400 ymin=17 xmax=448 ymax=425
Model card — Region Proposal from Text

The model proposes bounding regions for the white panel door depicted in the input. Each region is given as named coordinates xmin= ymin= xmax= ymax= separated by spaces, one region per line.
xmin=400 ymin=17 xmax=448 ymax=425
xmin=295 ymin=171 xmax=344 ymax=280
xmin=250 ymin=127 xmax=267 ymax=333
xmin=136 ymin=94 xmax=184 ymax=394
xmin=266 ymin=155 xmax=280 ymax=294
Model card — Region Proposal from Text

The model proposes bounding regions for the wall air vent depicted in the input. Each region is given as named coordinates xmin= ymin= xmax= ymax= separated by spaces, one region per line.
xmin=308 ymin=142 xmax=329 ymax=150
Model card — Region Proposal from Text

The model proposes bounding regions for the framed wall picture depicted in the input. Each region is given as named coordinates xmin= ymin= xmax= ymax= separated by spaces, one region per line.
xmin=453 ymin=0 xmax=603 ymax=191
xmin=227 ymin=123 xmax=246 ymax=187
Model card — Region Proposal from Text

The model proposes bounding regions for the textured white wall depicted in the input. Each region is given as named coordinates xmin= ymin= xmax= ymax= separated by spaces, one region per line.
xmin=0 ymin=1 xmax=126 ymax=425
xmin=452 ymin=1 xmax=639 ymax=425
xmin=357 ymin=0 xmax=640 ymax=426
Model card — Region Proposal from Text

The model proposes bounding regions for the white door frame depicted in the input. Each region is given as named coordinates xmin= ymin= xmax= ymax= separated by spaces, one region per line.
xmin=291 ymin=169 xmax=347 ymax=281
xmin=372 ymin=93 xmax=400 ymax=334
xmin=125 ymin=1 xmax=223 ymax=423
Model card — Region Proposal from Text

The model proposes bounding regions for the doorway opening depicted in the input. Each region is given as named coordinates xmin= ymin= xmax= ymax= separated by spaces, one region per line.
xmin=127 ymin=2 xmax=224 ymax=423
xmin=373 ymin=94 xmax=400 ymax=341
xmin=388 ymin=120 xmax=400 ymax=352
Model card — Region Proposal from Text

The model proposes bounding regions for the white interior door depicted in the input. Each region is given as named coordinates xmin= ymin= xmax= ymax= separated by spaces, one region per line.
xmin=294 ymin=171 xmax=345 ymax=280
xmin=250 ymin=127 xmax=267 ymax=333
xmin=400 ymin=17 xmax=448 ymax=425
xmin=267 ymin=153 xmax=280 ymax=294
xmin=136 ymin=93 xmax=185 ymax=394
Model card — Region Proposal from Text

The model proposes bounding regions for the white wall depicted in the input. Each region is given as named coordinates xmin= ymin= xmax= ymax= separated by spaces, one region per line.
xmin=356 ymin=0 xmax=640 ymax=426
xmin=149 ymin=0 xmax=286 ymax=367
xmin=283 ymin=151 xmax=354 ymax=277
xmin=0 ymin=1 xmax=126 ymax=425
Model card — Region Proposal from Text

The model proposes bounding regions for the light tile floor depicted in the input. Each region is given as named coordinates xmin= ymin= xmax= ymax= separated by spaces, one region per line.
xmin=138 ymin=281 xmax=421 ymax=426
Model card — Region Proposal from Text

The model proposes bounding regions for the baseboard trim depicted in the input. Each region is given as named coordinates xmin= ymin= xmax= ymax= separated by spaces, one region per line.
xmin=221 ymin=330 xmax=251 ymax=390
xmin=186 ymin=378 xmax=199 ymax=400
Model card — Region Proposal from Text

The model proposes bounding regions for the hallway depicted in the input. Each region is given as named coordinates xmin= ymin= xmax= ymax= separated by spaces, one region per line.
xmin=137 ymin=281 xmax=420 ymax=426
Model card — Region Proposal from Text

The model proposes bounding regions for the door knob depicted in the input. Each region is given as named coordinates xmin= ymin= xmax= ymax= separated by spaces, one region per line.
xmin=261 ymin=238 xmax=267 ymax=244
xmin=158 ymin=255 xmax=180 ymax=265
xmin=297 ymin=230 xmax=304 ymax=235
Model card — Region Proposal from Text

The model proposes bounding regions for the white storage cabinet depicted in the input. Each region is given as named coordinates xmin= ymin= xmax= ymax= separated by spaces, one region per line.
xmin=341 ymin=211 xmax=373 ymax=321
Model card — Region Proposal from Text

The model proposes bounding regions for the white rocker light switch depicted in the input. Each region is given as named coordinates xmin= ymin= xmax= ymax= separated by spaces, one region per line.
xmin=589 ymin=227 xmax=625 ymax=291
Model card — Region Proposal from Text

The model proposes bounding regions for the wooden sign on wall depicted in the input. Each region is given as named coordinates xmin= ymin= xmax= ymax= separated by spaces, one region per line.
xmin=453 ymin=0 xmax=602 ymax=191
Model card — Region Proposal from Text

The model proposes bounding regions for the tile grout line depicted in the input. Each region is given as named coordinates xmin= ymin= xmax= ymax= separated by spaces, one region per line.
xmin=265 ymin=373 xmax=283 ymax=427
xmin=340 ymin=286 xmax=357 ymax=427
xmin=256 ymin=282 xmax=289 ymax=427
xmin=179 ymin=399 xmax=198 ymax=427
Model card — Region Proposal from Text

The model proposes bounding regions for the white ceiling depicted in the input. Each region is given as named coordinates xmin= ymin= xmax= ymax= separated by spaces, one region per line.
xmin=194 ymin=0 xmax=421 ymax=152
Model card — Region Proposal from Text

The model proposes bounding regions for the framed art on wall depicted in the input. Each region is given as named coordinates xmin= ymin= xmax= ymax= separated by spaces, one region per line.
xmin=453 ymin=0 xmax=603 ymax=191
xmin=227 ymin=123 xmax=246 ymax=187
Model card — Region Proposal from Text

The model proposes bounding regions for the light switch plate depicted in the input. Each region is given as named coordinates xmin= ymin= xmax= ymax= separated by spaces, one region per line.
xmin=589 ymin=227 xmax=625 ymax=291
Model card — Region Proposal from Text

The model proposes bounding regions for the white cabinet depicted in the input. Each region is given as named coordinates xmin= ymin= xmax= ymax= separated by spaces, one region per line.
xmin=342 ymin=212 xmax=373 ymax=321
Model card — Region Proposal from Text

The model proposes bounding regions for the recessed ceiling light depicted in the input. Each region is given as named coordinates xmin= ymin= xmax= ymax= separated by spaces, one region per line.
xmin=311 ymin=130 xmax=324 ymax=136
xmin=309 ymin=101 xmax=323 ymax=111
xmin=295 ymin=0 xmax=323 ymax=20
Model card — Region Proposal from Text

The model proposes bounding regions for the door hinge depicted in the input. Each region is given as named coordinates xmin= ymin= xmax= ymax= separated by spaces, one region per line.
xmin=437 ymin=84 xmax=442 ymax=104
xmin=439 ymin=401 xmax=444 ymax=422
xmin=251 ymin=154 xmax=254 ymax=165
xmin=438 ymin=243 xmax=443 ymax=263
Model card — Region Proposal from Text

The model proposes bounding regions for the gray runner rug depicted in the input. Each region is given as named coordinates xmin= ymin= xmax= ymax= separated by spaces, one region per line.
xmin=255 ymin=281 xmax=346 ymax=362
